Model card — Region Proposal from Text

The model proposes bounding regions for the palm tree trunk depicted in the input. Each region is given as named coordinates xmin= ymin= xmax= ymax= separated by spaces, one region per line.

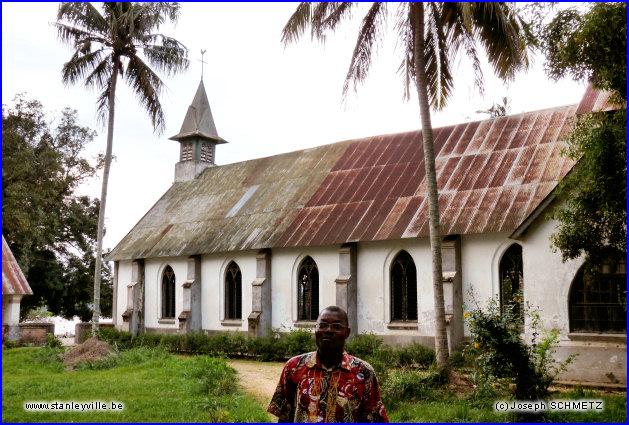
xmin=92 ymin=57 xmax=120 ymax=334
xmin=411 ymin=2 xmax=450 ymax=373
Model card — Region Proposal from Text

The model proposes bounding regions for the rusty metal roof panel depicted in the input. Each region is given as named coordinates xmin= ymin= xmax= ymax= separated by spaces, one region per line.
xmin=2 ymin=236 xmax=33 ymax=296
xmin=109 ymin=96 xmax=604 ymax=260
xmin=576 ymin=85 xmax=617 ymax=115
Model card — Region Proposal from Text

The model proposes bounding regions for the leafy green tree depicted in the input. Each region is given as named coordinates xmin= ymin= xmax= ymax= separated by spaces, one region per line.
xmin=2 ymin=95 xmax=112 ymax=321
xmin=54 ymin=2 xmax=189 ymax=331
xmin=282 ymin=2 xmax=529 ymax=372
xmin=541 ymin=3 xmax=626 ymax=272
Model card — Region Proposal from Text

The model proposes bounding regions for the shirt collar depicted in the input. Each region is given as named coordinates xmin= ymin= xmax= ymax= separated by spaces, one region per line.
xmin=307 ymin=350 xmax=352 ymax=372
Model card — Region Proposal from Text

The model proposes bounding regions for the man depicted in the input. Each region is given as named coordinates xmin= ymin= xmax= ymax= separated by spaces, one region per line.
xmin=268 ymin=306 xmax=389 ymax=423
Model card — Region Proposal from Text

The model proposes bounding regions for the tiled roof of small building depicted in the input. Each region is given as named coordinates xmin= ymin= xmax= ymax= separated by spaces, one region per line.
xmin=107 ymin=90 xmax=607 ymax=261
xmin=2 ymin=236 xmax=33 ymax=295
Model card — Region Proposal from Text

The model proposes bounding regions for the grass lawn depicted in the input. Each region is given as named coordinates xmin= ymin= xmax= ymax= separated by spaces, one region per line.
xmin=3 ymin=346 xmax=626 ymax=423
xmin=387 ymin=391 xmax=627 ymax=423
xmin=2 ymin=347 xmax=270 ymax=423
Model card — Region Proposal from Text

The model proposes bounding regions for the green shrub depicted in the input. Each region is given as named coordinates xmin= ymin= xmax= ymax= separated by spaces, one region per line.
xmin=45 ymin=333 xmax=62 ymax=349
xmin=464 ymin=290 xmax=575 ymax=402
xmin=391 ymin=342 xmax=435 ymax=368
xmin=346 ymin=332 xmax=383 ymax=359
xmin=283 ymin=328 xmax=315 ymax=357
xmin=381 ymin=368 xmax=446 ymax=404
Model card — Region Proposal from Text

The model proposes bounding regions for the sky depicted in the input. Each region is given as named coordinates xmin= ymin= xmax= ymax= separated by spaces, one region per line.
xmin=2 ymin=2 xmax=588 ymax=255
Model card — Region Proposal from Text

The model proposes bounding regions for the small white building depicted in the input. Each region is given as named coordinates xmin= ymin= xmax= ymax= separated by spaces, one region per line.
xmin=107 ymin=83 xmax=625 ymax=384
xmin=2 ymin=235 xmax=33 ymax=341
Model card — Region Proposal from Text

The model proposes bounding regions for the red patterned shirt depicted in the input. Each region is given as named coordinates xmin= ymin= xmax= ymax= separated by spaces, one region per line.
xmin=268 ymin=351 xmax=389 ymax=423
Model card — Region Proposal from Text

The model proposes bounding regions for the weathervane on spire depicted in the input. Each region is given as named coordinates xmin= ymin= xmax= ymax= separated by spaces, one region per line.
xmin=199 ymin=49 xmax=207 ymax=80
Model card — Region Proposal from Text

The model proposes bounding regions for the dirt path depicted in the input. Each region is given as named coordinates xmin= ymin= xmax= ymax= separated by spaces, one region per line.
xmin=227 ymin=359 xmax=284 ymax=421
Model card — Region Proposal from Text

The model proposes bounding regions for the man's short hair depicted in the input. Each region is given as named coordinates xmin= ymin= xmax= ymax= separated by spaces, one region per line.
xmin=319 ymin=306 xmax=348 ymax=327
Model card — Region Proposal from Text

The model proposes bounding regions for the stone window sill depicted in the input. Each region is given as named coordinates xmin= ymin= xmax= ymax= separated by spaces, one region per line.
xmin=567 ymin=333 xmax=626 ymax=343
xmin=387 ymin=322 xmax=418 ymax=330
xmin=221 ymin=319 xmax=243 ymax=327
xmin=158 ymin=319 xmax=176 ymax=325
xmin=294 ymin=321 xmax=316 ymax=328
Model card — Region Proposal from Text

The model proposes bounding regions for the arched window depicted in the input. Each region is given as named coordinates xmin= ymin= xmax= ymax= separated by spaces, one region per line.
xmin=297 ymin=256 xmax=319 ymax=321
xmin=569 ymin=263 xmax=626 ymax=333
xmin=391 ymin=250 xmax=417 ymax=322
xmin=499 ymin=244 xmax=523 ymax=321
xmin=225 ymin=261 xmax=242 ymax=320
xmin=162 ymin=265 xmax=176 ymax=319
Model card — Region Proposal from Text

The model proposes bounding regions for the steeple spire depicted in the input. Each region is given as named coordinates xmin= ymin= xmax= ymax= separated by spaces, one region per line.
xmin=169 ymin=79 xmax=228 ymax=182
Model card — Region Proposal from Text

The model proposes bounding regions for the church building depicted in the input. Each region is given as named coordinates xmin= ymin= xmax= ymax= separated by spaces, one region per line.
xmin=107 ymin=81 xmax=625 ymax=385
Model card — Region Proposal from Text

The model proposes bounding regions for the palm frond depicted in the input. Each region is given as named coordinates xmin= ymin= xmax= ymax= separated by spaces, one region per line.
xmin=124 ymin=56 xmax=167 ymax=133
xmin=57 ymin=2 xmax=107 ymax=34
xmin=61 ymin=49 xmax=107 ymax=87
xmin=319 ymin=2 xmax=356 ymax=36
xmin=470 ymin=2 xmax=529 ymax=82
xmin=394 ymin=3 xmax=414 ymax=101
xmin=142 ymin=34 xmax=189 ymax=76
xmin=342 ymin=2 xmax=387 ymax=100
xmin=83 ymin=55 xmax=113 ymax=91
xmin=281 ymin=2 xmax=313 ymax=46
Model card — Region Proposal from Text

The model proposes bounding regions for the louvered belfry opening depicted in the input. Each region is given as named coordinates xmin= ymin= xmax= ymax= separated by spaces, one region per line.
xmin=162 ymin=265 xmax=176 ymax=319
xmin=569 ymin=264 xmax=626 ymax=333
xmin=499 ymin=244 xmax=524 ymax=322
xmin=298 ymin=256 xmax=319 ymax=321
xmin=225 ymin=261 xmax=242 ymax=320
xmin=391 ymin=250 xmax=417 ymax=322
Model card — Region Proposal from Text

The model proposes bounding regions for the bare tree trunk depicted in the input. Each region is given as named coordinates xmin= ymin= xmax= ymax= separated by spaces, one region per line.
xmin=411 ymin=2 xmax=450 ymax=374
xmin=92 ymin=57 xmax=119 ymax=335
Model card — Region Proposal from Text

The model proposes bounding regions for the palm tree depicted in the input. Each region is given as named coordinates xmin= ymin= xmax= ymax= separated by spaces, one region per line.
xmin=55 ymin=2 xmax=189 ymax=333
xmin=282 ymin=2 xmax=529 ymax=372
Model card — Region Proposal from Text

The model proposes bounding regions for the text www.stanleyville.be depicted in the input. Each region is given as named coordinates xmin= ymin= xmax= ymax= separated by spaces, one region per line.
xmin=24 ymin=401 xmax=124 ymax=412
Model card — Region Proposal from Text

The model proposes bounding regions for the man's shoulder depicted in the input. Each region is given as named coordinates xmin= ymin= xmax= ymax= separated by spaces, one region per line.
xmin=284 ymin=351 xmax=316 ymax=368
xmin=344 ymin=353 xmax=376 ymax=373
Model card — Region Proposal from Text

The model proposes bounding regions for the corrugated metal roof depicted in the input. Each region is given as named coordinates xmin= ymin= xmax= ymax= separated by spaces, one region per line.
xmin=108 ymin=99 xmax=594 ymax=261
xmin=2 ymin=236 xmax=33 ymax=295
xmin=575 ymin=84 xmax=617 ymax=115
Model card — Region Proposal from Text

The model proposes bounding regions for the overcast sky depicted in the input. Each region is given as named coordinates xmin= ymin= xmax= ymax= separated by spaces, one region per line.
xmin=2 ymin=2 xmax=587 ymax=254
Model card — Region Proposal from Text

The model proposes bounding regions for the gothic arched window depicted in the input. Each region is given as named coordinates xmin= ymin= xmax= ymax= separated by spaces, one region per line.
xmin=225 ymin=261 xmax=242 ymax=320
xmin=162 ymin=265 xmax=176 ymax=319
xmin=499 ymin=244 xmax=523 ymax=321
xmin=391 ymin=250 xmax=417 ymax=322
xmin=569 ymin=263 xmax=626 ymax=333
xmin=297 ymin=256 xmax=319 ymax=321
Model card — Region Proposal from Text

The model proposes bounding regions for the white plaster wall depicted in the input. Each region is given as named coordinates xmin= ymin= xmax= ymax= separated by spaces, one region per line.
xmin=114 ymin=260 xmax=133 ymax=330
xmin=2 ymin=295 xmax=22 ymax=325
xmin=356 ymin=238 xmax=432 ymax=336
xmin=200 ymin=251 xmax=257 ymax=332
xmin=520 ymin=216 xmax=583 ymax=338
xmin=144 ymin=257 xmax=187 ymax=330
xmin=270 ymin=246 xmax=340 ymax=330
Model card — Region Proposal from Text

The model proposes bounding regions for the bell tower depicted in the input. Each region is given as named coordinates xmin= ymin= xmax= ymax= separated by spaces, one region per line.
xmin=169 ymin=79 xmax=227 ymax=182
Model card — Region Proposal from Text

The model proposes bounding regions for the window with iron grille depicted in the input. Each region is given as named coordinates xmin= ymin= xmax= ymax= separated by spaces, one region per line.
xmin=162 ymin=265 xmax=176 ymax=319
xmin=298 ymin=256 xmax=319 ymax=321
xmin=499 ymin=244 xmax=523 ymax=322
xmin=225 ymin=261 xmax=242 ymax=320
xmin=569 ymin=264 xmax=626 ymax=333
xmin=391 ymin=250 xmax=417 ymax=322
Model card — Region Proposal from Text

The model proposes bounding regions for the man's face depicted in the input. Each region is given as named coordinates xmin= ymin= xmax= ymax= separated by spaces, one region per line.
xmin=315 ymin=310 xmax=350 ymax=354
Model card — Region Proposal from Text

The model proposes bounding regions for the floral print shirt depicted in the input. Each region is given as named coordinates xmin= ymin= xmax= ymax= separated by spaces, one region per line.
xmin=268 ymin=351 xmax=389 ymax=423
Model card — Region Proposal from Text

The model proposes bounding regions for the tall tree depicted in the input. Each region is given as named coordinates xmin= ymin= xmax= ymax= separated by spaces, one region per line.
xmin=54 ymin=2 xmax=189 ymax=332
xmin=540 ymin=3 xmax=626 ymax=272
xmin=282 ymin=2 xmax=529 ymax=372
xmin=2 ymin=95 xmax=112 ymax=321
